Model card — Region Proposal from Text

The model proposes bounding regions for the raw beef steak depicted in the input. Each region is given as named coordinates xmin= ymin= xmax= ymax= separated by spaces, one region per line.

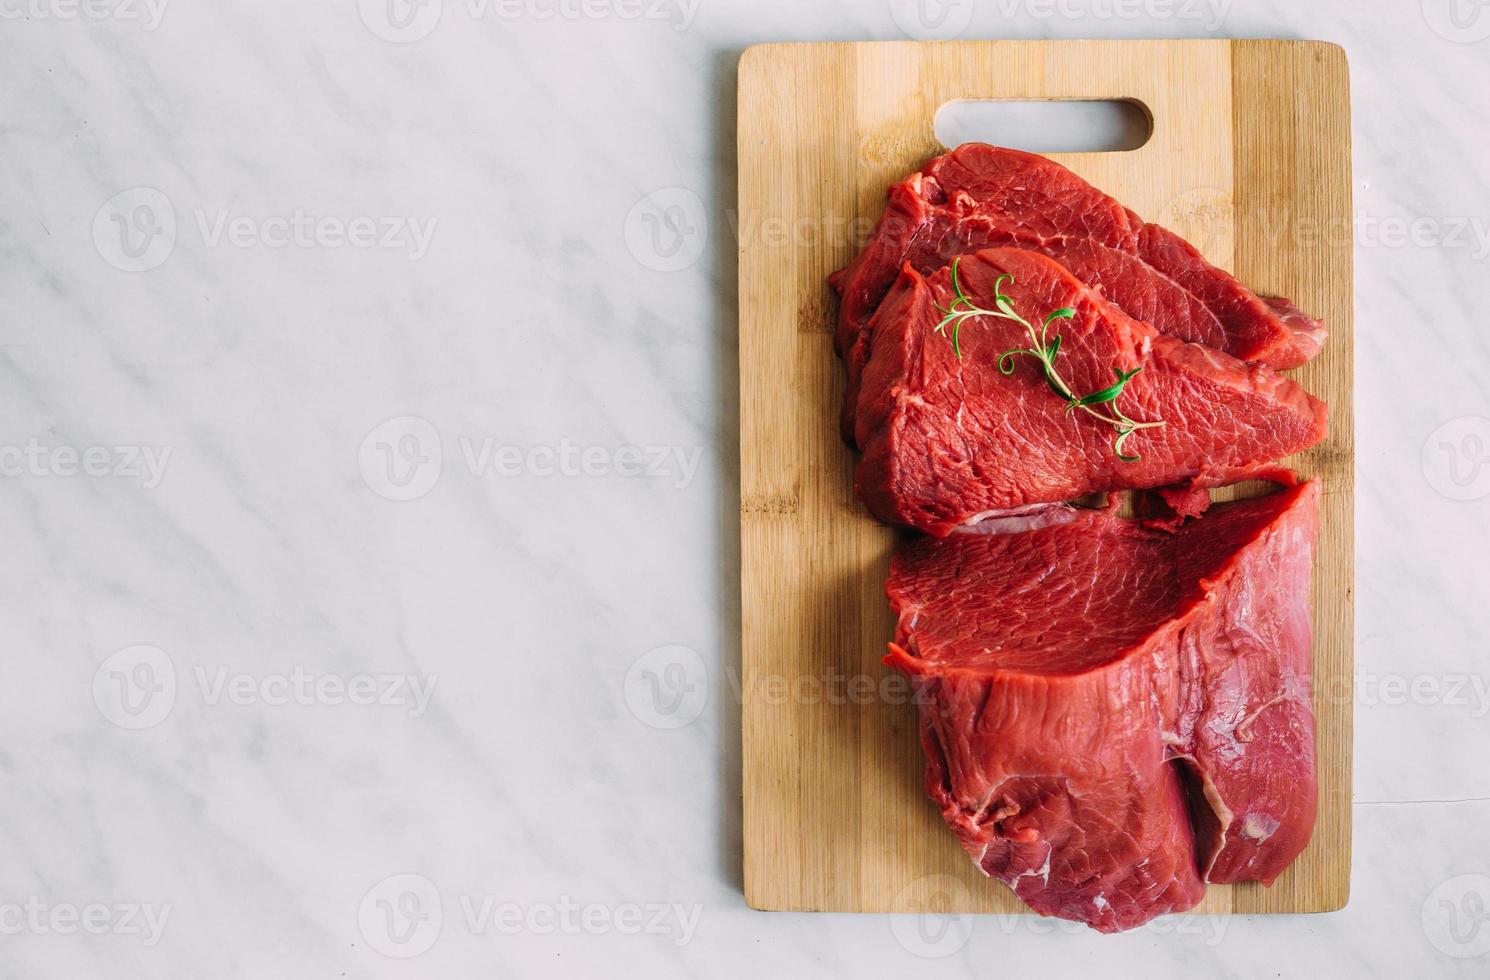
xmin=884 ymin=480 xmax=1321 ymax=932
xmin=854 ymin=248 xmax=1327 ymax=536
xmin=830 ymin=144 xmax=1326 ymax=442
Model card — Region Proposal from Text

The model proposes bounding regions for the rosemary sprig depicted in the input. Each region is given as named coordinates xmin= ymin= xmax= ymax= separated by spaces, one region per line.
xmin=933 ymin=258 xmax=1166 ymax=462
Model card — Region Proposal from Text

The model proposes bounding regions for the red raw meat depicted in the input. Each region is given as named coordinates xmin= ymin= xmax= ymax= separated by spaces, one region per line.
xmin=854 ymin=248 xmax=1327 ymax=536
xmin=831 ymin=144 xmax=1326 ymax=443
xmin=884 ymin=480 xmax=1320 ymax=932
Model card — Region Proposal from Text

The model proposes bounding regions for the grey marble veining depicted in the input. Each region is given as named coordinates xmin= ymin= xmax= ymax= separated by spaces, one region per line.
xmin=0 ymin=0 xmax=1487 ymax=975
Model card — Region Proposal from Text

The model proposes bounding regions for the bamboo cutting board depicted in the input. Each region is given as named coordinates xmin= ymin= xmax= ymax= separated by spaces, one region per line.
xmin=738 ymin=40 xmax=1353 ymax=916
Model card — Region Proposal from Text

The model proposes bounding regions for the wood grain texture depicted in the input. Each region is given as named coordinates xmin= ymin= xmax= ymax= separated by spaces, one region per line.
xmin=738 ymin=39 xmax=1353 ymax=916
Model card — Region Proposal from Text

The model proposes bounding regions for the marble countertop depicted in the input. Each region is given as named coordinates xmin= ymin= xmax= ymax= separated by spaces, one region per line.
xmin=4 ymin=0 xmax=1488 ymax=975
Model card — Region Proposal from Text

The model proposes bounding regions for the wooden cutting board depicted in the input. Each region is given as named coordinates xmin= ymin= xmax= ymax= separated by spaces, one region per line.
xmin=737 ymin=39 xmax=1353 ymax=916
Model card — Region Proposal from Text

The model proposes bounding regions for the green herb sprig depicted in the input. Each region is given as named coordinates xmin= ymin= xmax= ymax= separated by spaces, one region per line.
xmin=933 ymin=257 xmax=1166 ymax=461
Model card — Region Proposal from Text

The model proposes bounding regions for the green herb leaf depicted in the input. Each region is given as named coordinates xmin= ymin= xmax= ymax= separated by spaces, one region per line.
xmin=1075 ymin=367 xmax=1142 ymax=408
xmin=929 ymin=263 xmax=1162 ymax=462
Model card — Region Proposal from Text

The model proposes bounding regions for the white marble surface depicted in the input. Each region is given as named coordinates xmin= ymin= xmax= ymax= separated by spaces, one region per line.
xmin=2 ymin=0 xmax=1488 ymax=975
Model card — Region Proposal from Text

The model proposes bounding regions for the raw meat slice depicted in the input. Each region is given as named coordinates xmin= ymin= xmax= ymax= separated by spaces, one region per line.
xmin=830 ymin=144 xmax=1326 ymax=443
xmin=884 ymin=481 xmax=1320 ymax=932
xmin=854 ymin=247 xmax=1327 ymax=536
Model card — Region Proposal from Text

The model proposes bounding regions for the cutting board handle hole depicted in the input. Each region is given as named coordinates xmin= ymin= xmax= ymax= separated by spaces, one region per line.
xmin=933 ymin=99 xmax=1153 ymax=154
